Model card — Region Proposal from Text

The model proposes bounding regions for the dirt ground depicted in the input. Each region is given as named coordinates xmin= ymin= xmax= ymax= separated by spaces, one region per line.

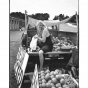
xmin=10 ymin=31 xmax=24 ymax=88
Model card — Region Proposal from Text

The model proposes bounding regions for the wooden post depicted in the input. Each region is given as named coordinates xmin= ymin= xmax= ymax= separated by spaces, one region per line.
xmin=58 ymin=24 xmax=60 ymax=37
xmin=76 ymin=12 xmax=78 ymax=33
xmin=25 ymin=10 xmax=28 ymax=48
xmin=25 ymin=10 xmax=27 ymax=31
xmin=76 ymin=12 xmax=79 ymax=48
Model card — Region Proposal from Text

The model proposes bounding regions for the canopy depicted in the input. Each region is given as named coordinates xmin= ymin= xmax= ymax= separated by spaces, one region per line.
xmin=26 ymin=16 xmax=78 ymax=33
xmin=27 ymin=16 xmax=73 ymax=27
xmin=27 ymin=17 xmax=38 ymax=28
xmin=59 ymin=23 xmax=77 ymax=33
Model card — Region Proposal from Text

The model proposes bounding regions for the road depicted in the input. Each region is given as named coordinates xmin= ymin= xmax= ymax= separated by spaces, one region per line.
xmin=10 ymin=31 xmax=24 ymax=88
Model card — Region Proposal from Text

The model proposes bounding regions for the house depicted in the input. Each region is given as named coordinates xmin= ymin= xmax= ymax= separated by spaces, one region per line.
xmin=10 ymin=16 xmax=25 ymax=31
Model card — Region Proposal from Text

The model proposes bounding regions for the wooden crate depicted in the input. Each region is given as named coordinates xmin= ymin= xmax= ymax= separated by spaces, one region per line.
xmin=31 ymin=64 xmax=79 ymax=88
xmin=31 ymin=64 xmax=39 ymax=88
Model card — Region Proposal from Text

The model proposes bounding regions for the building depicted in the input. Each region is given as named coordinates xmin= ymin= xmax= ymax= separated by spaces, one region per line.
xmin=10 ymin=16 xmax=25 ymax=31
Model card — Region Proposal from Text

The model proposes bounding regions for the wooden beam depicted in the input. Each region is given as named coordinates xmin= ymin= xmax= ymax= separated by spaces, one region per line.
xmin=28 ymin=51 xmax=72 ymax=56
xmin=76 ymin=12 xmax=78 ymax=47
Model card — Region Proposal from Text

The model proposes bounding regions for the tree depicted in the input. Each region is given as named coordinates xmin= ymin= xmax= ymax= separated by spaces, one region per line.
xmin=30 ymin=13 xmax=50 ymax=20
xmin=53 ymin=14 xmax=69 ymax=21
xmin=42 ymin=13 xmax=49 ymax=20
xmin=58 ymin=14 xmax=65 ymax=21
xmin=68 ymin=14 xmax=78 ymax=23
xmin=53 ymin=16 xmax=59 ymax=20
xmin=53 ymin=13 xmax=79 ymax=24
xmin=10 ymin=12 xmax=25 ymax=20
xmin=10 ymin=12 xmax=50 ymax=20
xmin=64 ymin=15 xmax=69 ymax=19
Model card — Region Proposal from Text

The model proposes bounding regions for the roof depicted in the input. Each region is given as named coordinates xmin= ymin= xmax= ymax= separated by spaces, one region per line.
xmin=59 ymin=23 xmax=78 ymax=33
xmin=10 ymin=16 xmax=25 ymax=21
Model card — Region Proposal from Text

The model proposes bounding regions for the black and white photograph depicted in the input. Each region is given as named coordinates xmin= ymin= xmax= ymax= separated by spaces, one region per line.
xmin=9 ymin=0 xmax=79 ymax=88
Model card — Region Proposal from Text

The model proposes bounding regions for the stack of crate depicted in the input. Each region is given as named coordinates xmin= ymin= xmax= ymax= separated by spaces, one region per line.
xmin=31 ymin=64 xmax=39 ymax=88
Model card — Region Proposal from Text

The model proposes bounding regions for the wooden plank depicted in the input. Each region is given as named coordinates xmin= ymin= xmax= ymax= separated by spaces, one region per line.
xmin=24 ymin=72 xmax=34 ymax=76
xmin=24 ymin=80 xmax=31 ymax=83
xmin=28 ymin=51 xmax=72 ymax=55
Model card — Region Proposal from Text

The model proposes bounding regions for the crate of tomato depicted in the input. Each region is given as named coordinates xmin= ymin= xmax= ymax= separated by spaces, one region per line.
xmin=31 ymin=64 xmax=79 ymax=88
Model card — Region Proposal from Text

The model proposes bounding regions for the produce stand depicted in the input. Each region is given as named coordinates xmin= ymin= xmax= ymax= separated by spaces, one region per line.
xmin=14 ymin=11 xmax=79 ymax=88
xmin=14 ymin=45 xmax=73 ymax=88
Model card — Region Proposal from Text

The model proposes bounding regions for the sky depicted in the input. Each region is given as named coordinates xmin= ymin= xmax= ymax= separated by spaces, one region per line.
xmin=10 ymin=0 xmax=78 ymax=20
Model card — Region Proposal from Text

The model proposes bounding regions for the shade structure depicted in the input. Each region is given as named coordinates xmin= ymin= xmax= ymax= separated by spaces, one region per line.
xmin=27 ymin=16 xmax=73 ymax=27
xmin=59 ymin=23 xmax=77 ymax=33
xmin=26 ymin=16 xmax=78 ymax=33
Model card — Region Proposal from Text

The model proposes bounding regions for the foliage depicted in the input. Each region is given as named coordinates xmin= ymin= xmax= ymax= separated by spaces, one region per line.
xmin=29 ymin=13 xmax=50 ymax=20
xmin=10 ymin=12 xmax=79 ymax=24
xmin=10 ymin=12 xmax=50 ymax=20
xmin=53 ymin=13 xmax=79 ymax=24
xmin=10 ymin=12 xmax=25 ymax=20
xmin=53 ymin=14 xmax=69 ymax=21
